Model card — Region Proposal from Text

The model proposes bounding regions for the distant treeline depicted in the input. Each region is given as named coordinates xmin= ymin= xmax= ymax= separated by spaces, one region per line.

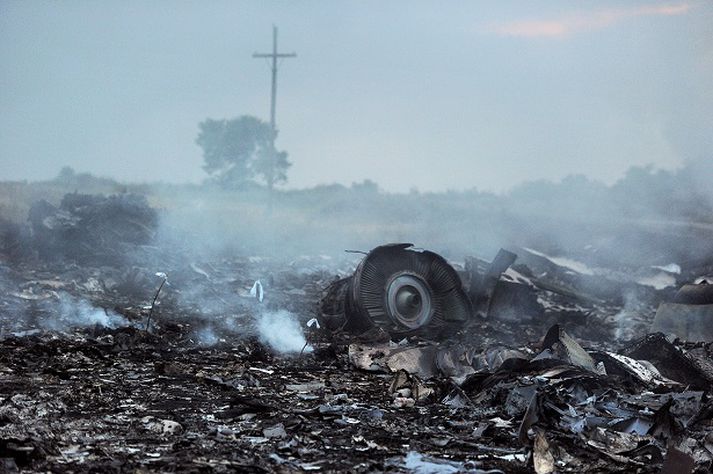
xmin=35 ymin=158 xmax=712 ymax=225
xmin=1 ymin=158 xmax=711 ymax=267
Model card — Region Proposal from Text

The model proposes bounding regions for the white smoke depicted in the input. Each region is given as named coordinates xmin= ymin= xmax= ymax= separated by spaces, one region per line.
xmin=1 ymin=268 xmax=133 ymax=336
xmin=47 ymin=292 xmax=130 ymax=331
xmin=195 ymin=325 xmax=219 ymax=346
xmin=613 ymin=291 xmax=646 ymax=341
xmin=256 ymin=310 xmax=310 ymax=354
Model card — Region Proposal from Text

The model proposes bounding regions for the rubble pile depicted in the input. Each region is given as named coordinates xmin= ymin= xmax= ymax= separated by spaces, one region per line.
xmin=1 ymin=193 xmax=713 ymax=473
xmin=27 ymin=193 xmax=158 ymax=264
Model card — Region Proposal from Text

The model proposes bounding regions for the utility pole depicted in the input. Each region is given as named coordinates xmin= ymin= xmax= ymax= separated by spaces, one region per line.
xmin=253 ymin=26 xmax=296 ymax=138
xmin=253 ymin=25 xmax=296 ymax=209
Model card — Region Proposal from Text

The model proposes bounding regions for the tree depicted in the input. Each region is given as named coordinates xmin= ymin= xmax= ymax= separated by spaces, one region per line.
xmin=252 ymin=146 xmax=290 ymax=193
xmin=196 ymin=115 xmax=291 ymax=190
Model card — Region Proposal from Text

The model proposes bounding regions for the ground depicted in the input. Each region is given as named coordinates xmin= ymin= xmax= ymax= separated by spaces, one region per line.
xmin=1 ymin=185 xmax=712 ymax=473
xmin=1 ymin=255 xmax=712 ymax=474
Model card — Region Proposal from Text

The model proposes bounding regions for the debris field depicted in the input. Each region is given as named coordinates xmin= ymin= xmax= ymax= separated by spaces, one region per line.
xmin=1 ymin=193 xmax=713 ymax=473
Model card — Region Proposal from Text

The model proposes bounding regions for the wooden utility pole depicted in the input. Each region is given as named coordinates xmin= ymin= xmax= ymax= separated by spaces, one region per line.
xmin=253 ymin=25 xmax=296 ymax=131
xmin=253 ymin=26 xmax=296 ymax=209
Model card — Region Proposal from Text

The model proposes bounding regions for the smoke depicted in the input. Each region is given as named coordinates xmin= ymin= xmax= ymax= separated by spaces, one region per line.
xmin=55 ymin=293 xmax=129 ymax=329
xmin=195 ymin=325 xmax=220 ymax=346
xmin=4 ymin=157 xmax=713 ymax=348
xmin=613 ymin=291 xmax=648 ymax=342
xmin=145 ymin=157 xmax=713 ymax=274
xmin=256 ymin=310 xmax=310 ymax=354
xmin=3 ymin=291 xmax=132 ymax=337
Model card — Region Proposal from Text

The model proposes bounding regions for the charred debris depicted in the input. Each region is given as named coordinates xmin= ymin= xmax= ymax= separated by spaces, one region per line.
xmin=1 ymin=193 xmax=713 ymax=473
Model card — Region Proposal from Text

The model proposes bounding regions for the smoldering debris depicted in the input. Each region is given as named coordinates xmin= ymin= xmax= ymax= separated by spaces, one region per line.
xmin=1 ymin=285 xmax=132 ymax=337
xmin=256 ymin=310 xmax=311 ymax=354
xmin=317 ymin=242 xmax=664 ymax=344
xmin=2 ymin=193 xmax=713 ymax=473
xmin=27 ymin=193 xmax=158 ymax=264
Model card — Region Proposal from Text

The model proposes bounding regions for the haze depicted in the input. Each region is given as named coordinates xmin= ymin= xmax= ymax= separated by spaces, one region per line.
xmin=1 ymin=1 xmax=711 ymax=192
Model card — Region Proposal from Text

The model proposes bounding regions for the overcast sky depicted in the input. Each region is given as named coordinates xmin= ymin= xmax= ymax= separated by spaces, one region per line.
xmin=1 ymin=1 xmax=711 ymax=192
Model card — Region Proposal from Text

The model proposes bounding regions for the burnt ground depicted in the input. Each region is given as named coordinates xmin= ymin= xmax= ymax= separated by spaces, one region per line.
xmin=0 ymin=325 xmax=544 ymax=474
xmin=1 ymin=253 xmax=712 ymax=473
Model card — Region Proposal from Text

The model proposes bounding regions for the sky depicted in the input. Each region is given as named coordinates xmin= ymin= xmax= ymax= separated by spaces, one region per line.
xmin=1 ymin=1 xmax=711 ymax=192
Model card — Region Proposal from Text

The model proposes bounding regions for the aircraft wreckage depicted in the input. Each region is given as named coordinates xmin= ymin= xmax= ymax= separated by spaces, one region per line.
xmin=319 ymin=243 xmax=551 ymax=340
xmin=3 ymin=194 xmax=713 ymax=473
